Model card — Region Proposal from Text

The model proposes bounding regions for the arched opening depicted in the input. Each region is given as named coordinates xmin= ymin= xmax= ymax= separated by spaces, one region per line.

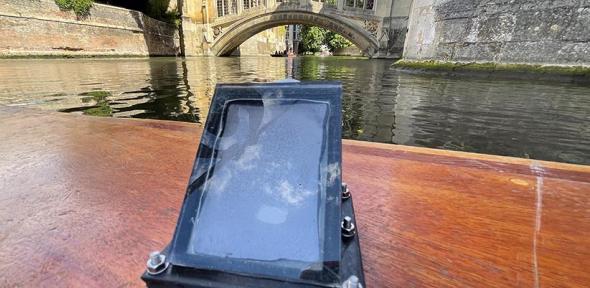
xmin=211 ymin=10 xmax=379 ymax=57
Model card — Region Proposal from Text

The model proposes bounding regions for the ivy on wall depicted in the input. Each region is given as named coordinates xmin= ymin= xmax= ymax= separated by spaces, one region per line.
xmin=55 ymin=0 xmax=94 ymax=16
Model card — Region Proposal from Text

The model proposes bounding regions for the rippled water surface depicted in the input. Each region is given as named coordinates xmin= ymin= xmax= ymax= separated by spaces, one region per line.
xmin=0 ymin=57 xmax=589 ymax=164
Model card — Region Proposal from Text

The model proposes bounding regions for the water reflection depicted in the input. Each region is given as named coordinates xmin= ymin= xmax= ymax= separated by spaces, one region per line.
xmin=0 ymin=57 xmax=588 ymax=165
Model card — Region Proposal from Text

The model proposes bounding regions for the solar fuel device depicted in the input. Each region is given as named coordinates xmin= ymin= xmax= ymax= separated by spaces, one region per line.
xmin=142 ymin=81 xmax=365 ymax=288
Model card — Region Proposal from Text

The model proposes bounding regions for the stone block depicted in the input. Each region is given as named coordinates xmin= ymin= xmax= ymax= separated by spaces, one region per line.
xmin=516 ymin=0 xmax=580 ymax=11
xmin=434 ymin=43 xmax=456 ymax=60
xmin=554 ymin=42 xmax=590 ymax=64
xmin=476 ymin=0 xmax=518 ymax=15
xmin=564 ymin=7 xmax=590 ymax=41
xmin=434 ymin=0 xmax=479 ymax=20
xmin=475 ymin=13 xmax=515 ymax=42
xmin=500 ymin=41 xmax=571 ymax=64
xmin=511 ymin=7 xmax=577 ymax=41
xmin=453 ymin=41 xmax=503 ymax=62
xmin=404 ymin=2 xmax=437 ymax=59
xmin=437 ymin=18 xmax=472 ymax=43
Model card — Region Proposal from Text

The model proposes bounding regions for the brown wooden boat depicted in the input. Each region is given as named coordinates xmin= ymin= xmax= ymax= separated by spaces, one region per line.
xmin=1 ymin=107 xmax=589 ymax=287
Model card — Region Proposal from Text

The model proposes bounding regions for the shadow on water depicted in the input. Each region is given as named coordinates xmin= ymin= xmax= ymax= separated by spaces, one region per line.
xmin=57 ymin=59 xmax=198 ymax=122
xmin=115 ymin=59 xmax=200 ymax=122
xmin=0 ymin=57 xmax=589 ymax=165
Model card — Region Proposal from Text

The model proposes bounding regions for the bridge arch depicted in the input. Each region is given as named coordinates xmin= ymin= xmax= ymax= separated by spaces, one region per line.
xmin=211 ymin=9 xmax=379 ymax=57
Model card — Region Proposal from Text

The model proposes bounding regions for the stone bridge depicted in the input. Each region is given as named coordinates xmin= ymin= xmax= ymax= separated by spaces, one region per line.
xmin=179 ymin=0 xmax=412 ymax=58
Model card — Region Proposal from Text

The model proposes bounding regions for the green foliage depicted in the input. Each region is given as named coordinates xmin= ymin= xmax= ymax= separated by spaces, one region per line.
xmin=55 ymin=0 xmax=94 ymax=16
xmin=299 ymin=26 xmax=352 ymax=53
xmin=300 ymin=26 xmax=327 ymax=53
xmin=326 ymin=31 xmax=353 ymax=51
xmin=72 ymin=0 xmax=93 ymax=15
xmin=55 ymin=0 xmax=72 ymax=9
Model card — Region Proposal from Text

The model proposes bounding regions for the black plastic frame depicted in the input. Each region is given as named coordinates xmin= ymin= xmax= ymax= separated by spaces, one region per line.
xmin=142 ymin=82 xmax=365 ymax=288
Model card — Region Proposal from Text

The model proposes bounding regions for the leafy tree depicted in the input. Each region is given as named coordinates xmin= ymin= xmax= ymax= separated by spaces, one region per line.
xmin=326 ymin=31 xmax=353 ymax=51
xmin=299 ymin=26 xmax=352 ymax=53
xmin=300 ymin=26 xmax=327 ymax=53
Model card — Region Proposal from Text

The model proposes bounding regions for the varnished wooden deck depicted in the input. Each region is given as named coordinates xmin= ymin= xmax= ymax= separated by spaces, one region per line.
xmin=1 ymin=107 xmax=589 ymax=287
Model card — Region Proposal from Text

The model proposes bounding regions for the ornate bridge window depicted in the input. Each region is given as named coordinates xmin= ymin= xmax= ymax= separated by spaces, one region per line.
xmin=231 ymin=0 xmax=237 ymax=13
xmin=216 ymin=0 xmax=226 ymax=17
xmin=217 ymin=0 xmax=238 ymax=16
xmin=243 ymin=0 xmax=259 ymax=9
xmin=345 ymin=0 xmax=374 ymax=10
xmin=312 ymin=0 xmax=337 ymax=6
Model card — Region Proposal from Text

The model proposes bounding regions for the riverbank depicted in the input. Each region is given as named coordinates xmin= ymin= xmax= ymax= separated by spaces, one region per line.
xmin=393 ymin=60 xmax=590 ymax=83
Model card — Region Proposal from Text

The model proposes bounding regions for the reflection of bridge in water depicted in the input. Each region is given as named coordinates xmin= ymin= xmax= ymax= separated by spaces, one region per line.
xmin=179 ymin=0 xmax=412 ymax=58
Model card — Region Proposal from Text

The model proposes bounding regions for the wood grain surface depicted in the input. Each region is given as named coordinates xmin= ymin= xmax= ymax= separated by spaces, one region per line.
xmin=1 ymin=107 xmax=589 ymax=287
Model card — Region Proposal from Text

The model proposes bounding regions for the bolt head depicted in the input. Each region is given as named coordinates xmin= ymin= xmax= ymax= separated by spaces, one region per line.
xmin=146 ymin=251 xmax=169 ymax=275
xmin=342 ymin=182 xmax=351 ymax=200
xmin=341 ymin=216 xmax=356 ymax=238
xmin=342 ymin=216 xmax=352 ymax=227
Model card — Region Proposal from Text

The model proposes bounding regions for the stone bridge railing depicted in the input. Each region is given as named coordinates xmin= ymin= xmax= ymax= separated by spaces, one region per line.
xmin=212 ymin=0 xmax=377 ymax=23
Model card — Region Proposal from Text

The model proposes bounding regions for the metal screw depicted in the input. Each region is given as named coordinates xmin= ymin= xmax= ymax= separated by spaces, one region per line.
xmin=342 ymin=275 xmax=363 ymax=288
xmin=146 ymin=251 xmax=169 ymax=275
xmin=341 ymin=216 xmax=356 ymax=238
xmin=342 ymin=182 xmax=351 ymax=200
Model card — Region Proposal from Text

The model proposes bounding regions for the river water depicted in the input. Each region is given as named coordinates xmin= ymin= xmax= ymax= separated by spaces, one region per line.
xmin=0 ymin=57 xmax=588 ymax=165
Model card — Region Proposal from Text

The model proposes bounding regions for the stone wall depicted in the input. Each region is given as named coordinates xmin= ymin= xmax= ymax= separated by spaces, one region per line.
xmin=404 ymin=0 xmax=590 ymax=65
xmin=377 ymin=0 xmax=413 ymax=58
xmin=234 ymin=27 xmax=287 ymax=56
xmin=0 ymin=0 xmax=180 ymax=57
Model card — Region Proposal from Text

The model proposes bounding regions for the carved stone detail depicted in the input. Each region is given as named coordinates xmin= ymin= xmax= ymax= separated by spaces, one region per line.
xmin=363 ymin=20 xmax=379 ymax=38
xmin=213 ymin=26 xmax=223 ymax=40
